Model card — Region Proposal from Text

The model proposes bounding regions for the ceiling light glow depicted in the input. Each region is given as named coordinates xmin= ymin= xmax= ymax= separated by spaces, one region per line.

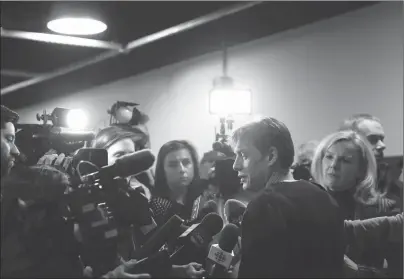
xmin=47 ymin=17 xmax=107 ymax=36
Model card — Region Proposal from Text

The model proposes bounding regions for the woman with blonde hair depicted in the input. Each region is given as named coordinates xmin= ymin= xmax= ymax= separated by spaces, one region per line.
xmin=311 ymin=130 xmax=395 ymax=220
xmin=311 ymin=130 xmax=400 ymax=276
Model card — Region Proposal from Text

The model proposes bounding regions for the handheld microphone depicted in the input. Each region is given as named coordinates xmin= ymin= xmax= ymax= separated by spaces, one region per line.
xmin=187 ymin=200 xmax=218 ymax=225
xmin=171 ymin=213 xmax=223 ymax=265
xmin=134 ymin=214 xmax=184 ymax=260
xmin=81 ymin=149 xmax=155 ymax=183
xmin=199 ymin=200 xmax=218 ymax=218
xmin=207 ymin=223 xmax=240 ymax=278
xmin=224 ymin=199 xmax=246 ymax=227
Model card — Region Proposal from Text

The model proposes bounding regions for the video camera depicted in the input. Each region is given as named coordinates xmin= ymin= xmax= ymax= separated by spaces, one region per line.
xmin=15 ymin=107 xmax=95 ymax=166
xmin=291 ymin=162 xmax=313 ymax=181
xmin=14 ymin=107 xmax=155 ymax=276
xmin=64 ymin=149 xmax=155 ymax=276
xmin=210 ymin=139 xmax=242 ymax=199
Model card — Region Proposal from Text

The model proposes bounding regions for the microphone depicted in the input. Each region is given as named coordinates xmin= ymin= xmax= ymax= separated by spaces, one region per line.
xmin=223 ymin=199 xmax=246 ymax=227
xmin=132 ymin=213 xmax=158 ymax=250
xmin=81 ymin=149 xmax=155 ymax=183
xmin=187 ymin=200 xmax=218 ymax=225
xmin=171 ymin=213 xmax=223 ymax=265
xmin=199 ymin=200 xmax=218 ymax=218
xmin=134 ymin=214 xmax=185 ymax=260
xmin=207 ymin=223 xmax=240 ymax=278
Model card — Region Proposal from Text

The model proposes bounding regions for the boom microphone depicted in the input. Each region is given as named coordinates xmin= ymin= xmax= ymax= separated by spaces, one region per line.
xmin=81 ymin=149 xmax=155 ymax=183
xmin=207 ymin=223 xmax=240 ymax=278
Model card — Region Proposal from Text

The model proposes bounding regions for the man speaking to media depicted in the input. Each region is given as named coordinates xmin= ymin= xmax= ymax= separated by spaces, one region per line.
xmin=232 ymin=117 xmax=345 ymax=278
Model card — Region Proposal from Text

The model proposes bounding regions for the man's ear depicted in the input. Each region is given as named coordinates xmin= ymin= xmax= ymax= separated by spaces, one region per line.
xmin=266 ymin=146 xmax=278 ymax=167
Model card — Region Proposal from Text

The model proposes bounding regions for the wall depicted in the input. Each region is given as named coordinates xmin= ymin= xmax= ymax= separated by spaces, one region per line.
xmin=15 ymin=2 xmax=403 ymax=159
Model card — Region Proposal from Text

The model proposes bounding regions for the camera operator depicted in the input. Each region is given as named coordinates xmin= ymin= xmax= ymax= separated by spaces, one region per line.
xmin=92 ymin=125 xmax=153 ymax=199
xmin=1 ymin=165 xmax=82 ymax=278
xmin=1 ymin=105 xmax=20 ymax=179
xmin=1 ymin=164 xmax=152 ymax=279
xmin=33 ymin=127 xmax=154 ymax=277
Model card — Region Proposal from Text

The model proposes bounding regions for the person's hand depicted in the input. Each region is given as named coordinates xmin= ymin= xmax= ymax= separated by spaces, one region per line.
xmin=172 ymin=263 xmax=206 ymax=278
xmin=128 ymin=176 xmax=151 ymax=201
xmin=100 ymin=259 xmax=151 ymax=279
xmin=37 ymin=150 xmax=73 ymax=173
xmin=343 ymin=254 xmax=358 ymax=278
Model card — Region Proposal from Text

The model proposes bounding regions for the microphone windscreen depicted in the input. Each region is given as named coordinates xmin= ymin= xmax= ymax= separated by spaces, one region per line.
xmin=114 ymin=149 xmax=155 ymax=178
xmin=135 ymin=214 xmax=183 ymax=259
xmin=198 ymin=200 xmax=218 ymax=219
xmin=224 ymin=199 xmax=246 ymax=223
xmin=218 ymin=223 xmax=240 ymax=252
xmin=200 ymin=213 xmax=223 ymax=237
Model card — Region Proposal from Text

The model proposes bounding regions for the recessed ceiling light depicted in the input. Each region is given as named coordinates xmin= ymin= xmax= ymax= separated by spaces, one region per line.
xmin=47 ymin=17 xmax=107 ymax=36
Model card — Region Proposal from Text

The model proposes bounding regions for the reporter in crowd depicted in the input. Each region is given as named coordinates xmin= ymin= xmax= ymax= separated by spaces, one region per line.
xmin=150 ymin=140 xmax=219 ymax=226
xmin=311 ymin=130 xmax=394 ymax=220
xmin=339 ymin=114 xmax=401 ymax=217
xmin=311 ymin=130 xmax=401 ymax=277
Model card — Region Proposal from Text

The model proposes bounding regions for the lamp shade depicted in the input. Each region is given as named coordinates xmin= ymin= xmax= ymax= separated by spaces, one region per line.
xmin=209 ymin=76 xmax=252 ymax=116
xmin=47 ymin=2 xmax=107 ymax=36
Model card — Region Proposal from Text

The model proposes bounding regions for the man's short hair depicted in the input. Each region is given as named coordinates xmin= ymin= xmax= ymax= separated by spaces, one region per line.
xmin=1 ymin=105 xmax=19 ymax=129
xmin=339 ymin=113 xmax=381 ymax=133
xmin=232 ymin=117 xmax=295 ymax=170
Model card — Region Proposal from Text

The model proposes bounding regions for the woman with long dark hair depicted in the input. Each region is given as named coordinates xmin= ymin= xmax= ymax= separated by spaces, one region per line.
xmin=150 ymin=140 xmax=215 ymax=226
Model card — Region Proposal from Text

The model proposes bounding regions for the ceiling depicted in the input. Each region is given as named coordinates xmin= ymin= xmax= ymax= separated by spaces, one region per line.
xmin=1 ymin=1 xmax=377 ymax=109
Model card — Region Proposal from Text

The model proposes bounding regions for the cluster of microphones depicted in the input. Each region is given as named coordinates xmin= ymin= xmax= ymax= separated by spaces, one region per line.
xmin=127 ymin=212 xmax=242 ymax=278
xmin=126 ymin=194 xmax=247 ymax=278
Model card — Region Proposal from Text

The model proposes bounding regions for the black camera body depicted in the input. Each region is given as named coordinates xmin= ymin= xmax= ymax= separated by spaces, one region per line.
xmin=15 ymin=123 xmax=94 ymax=166
xmin=292 ymin=163 xmax=313 ymax=181
xmin=66 ymin=172 xmax=153 ymax=276
xmin=211 ymin=141 xmax=242 ymax=198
